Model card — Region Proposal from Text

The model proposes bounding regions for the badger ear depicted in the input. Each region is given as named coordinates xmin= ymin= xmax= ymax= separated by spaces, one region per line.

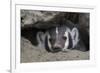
xmin=45 ymin=31 xmax=51 ymax=39
xmin=37 ymin=32 xmax=45 ymax=43
xmin=44 ymin=31 xmax=52 ymax=52
xmin=71 ymin=27 xmax=79 ymax=48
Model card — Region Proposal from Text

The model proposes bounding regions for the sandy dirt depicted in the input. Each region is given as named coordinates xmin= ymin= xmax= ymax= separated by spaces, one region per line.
xmin=21 ymin=37 xmax=89 ymax=63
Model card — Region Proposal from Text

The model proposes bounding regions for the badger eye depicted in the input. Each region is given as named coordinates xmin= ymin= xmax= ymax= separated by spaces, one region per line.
xmin=49 ymin=38 xmax=52 ymax=42
xmin=63 ymin=36 xmax=67 ymax=40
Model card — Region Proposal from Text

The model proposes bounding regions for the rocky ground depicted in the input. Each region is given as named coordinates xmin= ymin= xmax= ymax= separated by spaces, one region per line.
xmin=21 ymin=37 xmax=89 ymax=63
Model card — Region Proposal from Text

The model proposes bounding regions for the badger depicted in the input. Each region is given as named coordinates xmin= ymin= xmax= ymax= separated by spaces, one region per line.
xmin=44 ymin=21 xmax=89 ymax=53
xmin=44 ymin=26 xmax=78 ymax=52
xmin=22 ymin=20 xmax=89 ymax=53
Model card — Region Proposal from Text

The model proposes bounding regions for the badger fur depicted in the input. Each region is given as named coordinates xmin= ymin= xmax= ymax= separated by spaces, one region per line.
xmin=21 ymin=20 xmax=89 ymax=53
xmin=45 ymin=25 xmax=79 ymax=52
xmin=44 ymin=21 xmax=89 ymax=53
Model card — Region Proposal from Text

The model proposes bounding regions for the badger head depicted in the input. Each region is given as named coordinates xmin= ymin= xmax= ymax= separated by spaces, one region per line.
xmin=45 ymin=25 xmax=79 ymax=53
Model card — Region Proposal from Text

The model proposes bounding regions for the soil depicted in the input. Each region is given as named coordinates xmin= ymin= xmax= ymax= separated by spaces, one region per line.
xmin=21 ymin=37 xmax=89 ymax=63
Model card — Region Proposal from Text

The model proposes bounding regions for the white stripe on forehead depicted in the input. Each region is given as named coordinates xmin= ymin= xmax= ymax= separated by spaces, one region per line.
xmin=56 ymin=27 xmax=59 ymax=39
xmin=56 ymin=27 xmax=58 ymax=34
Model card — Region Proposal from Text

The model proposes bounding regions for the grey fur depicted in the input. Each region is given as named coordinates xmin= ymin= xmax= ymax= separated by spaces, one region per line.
xmin=45 ymin=25 xmax=79 ymax=52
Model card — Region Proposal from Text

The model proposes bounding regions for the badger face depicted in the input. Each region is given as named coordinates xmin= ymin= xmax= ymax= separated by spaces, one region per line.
xmin=45 ymin=25 xmax=79 ymax=53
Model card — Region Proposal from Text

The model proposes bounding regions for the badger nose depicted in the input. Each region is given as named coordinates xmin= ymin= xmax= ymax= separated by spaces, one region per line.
xmin=52 ymin=44 xmax=62 ymax=53
xmin=53 ymin=44 xmax=62 ymax=49
xmin=54 ymin=46 xmax=61 ymax=49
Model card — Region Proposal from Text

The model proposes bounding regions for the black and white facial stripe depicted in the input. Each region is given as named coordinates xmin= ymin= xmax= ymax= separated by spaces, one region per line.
xmin=45 ymin=25 xmax=79 ymax=52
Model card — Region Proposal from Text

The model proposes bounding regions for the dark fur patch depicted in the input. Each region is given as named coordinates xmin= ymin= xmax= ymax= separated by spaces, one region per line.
xmin=45 ymin=36 xmax=51 ymax=52
xmin=68 ymin=32 xmax=73 ymax=49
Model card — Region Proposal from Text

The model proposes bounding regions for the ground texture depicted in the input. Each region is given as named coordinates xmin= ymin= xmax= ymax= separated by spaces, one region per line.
xmin=21 ymin=37 xmax=89 ymax=63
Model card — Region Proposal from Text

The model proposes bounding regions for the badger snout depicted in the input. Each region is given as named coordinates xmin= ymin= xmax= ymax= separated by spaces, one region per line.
xmin=52 ymin=43 xmax=62 ymax=52
xmin=53 ymin=43 xmax=62 ymax=49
